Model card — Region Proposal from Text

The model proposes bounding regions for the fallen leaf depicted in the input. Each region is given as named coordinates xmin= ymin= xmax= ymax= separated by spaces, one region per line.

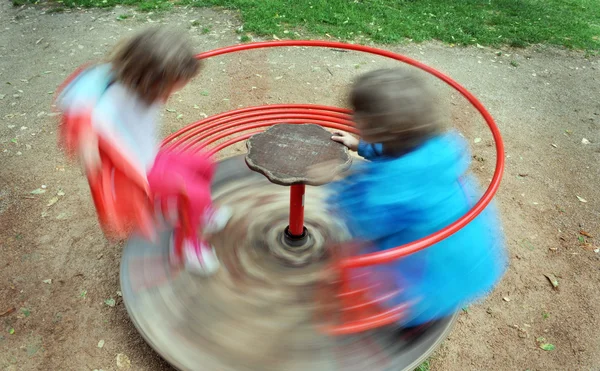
xmin=57 ymin=189 xmax=65 ymax=196
xmin=30 ymin=188 xmax=46 ymax=195
xmin=544 ymin=274 xmax=559 ymax=290
xmin=193 ymin=104 xmax=200 ymax=109
xmin=201 ymin=91 xmax=209 ymax=96
xmin=581 ymin=138 xmax=590 ymax=145
xmin=503 ymin=297 xmax=511 ymax=302
xmin=473 ymin=137 xmax=482 ymax=144
xmin=176 ymin=114 xmax=184 ymax=120
xmin=576 ymin=196 xmax=587 ymax=203
xmin=80 ymin=290 xmax=87 ymax=298
xmin=116 ymin=353 xmax=131 ymax=369
xmin=47 ymin=197 xmax=59 ymax=207
xmin=20 ymin=308 xmax=31 ymax=317
xmin=9 ymin=328 xmax=15 ymax=335
xmin=0 ymin=307 xmax=16 ymax=317
xmin=551 ymin=143 xmax=558 ymax=148
xmin=104 ymin=298 xmax=116 ymax=307
xmin=580 ymin=230 xmax=593 ymax=238
xmin=165 ymin=108 xmax=176 ymax=113
xmin=539 ymin=343 xmax=555 ymax=351
xmin=97 ymin=339 xmax=105 ymax=348
xmin=42 ymin=279 xmax=52 ymax=284
xmin=116 ymin=291 xmax=122 ymax=297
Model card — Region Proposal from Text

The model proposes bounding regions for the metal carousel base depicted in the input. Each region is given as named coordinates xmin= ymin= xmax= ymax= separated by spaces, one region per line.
xmin=120 ymin=155 xmax=457 ymax=371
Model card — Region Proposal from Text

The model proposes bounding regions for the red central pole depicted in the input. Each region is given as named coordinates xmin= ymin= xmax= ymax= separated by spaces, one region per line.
xmin=289 ymin=184 xmax=305 ymax=236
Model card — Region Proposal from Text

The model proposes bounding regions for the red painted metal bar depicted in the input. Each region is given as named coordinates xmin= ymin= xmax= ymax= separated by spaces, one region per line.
xmin=289 ymin=184 xmax=306 ymax=236
xmin=162 ymin=104 xmax=352 ymax=146
xmin=179 ymin=115 xmax=355 ymax=152
xmin=188 ymin=119 xmax=356 ymax=154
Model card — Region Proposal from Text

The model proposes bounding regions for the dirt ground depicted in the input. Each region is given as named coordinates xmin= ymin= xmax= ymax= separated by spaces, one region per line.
xmin=1 ymin=2 xmax=599 ymax=371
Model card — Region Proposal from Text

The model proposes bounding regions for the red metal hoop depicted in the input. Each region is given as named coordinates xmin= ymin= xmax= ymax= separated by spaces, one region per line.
xmin=164 ymin=40 xmax=505 ymax=269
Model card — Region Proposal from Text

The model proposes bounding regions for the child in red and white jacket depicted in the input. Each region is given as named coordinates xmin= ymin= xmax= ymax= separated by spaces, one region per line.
xmin=57 ymin=27 xmax=230 ymax=276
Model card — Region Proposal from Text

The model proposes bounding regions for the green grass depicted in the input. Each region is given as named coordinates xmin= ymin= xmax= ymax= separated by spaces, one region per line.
xmin=14 ymin=0 xmax=600 ymax=50
xmin=415 ymin=359 xmax=431 ymax=371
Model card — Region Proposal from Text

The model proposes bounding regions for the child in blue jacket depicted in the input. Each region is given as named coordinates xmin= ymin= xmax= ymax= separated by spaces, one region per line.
xmin=327 ymin=68 xmax=508 ymax=327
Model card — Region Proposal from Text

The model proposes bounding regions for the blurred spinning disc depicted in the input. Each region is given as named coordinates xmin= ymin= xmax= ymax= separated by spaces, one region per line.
xmin=120 ymin=155 xmax=457 ymax=371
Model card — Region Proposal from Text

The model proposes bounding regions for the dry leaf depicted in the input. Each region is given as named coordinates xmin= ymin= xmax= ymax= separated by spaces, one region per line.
xmin=47 ymin=197 xmax=59 ymax=207
xmin=576 ymin=196 xmax=587 ymax=203
xmin=544 ymin=274 xmax=559 ymax=290
xmin=503 ymin=297 xmax=511 ymax=302
xmin=116 ymin=353 xmax=131 ymax=369
xmin=0 ymin=307 xmax=16 ymax=317
xmin=580 ymin=230 xmax=593 ymax=238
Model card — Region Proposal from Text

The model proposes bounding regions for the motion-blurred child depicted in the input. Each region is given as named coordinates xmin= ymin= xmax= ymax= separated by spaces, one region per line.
xmin=56 ymin=27 xmax=230 ymax=276
xmin=326 ymin=68 xmax=507 ymax=327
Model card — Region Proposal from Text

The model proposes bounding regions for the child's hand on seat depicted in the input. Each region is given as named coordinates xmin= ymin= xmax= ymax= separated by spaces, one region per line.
xmin=331 ymin=131 xmax=359 ymax=152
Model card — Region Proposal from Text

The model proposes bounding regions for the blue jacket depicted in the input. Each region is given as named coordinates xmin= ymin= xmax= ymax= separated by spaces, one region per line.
xmin=328 ymin=131 xmax=507 ymax=326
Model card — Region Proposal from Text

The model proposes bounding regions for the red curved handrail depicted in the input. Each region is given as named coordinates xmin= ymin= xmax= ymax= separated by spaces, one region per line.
xmin=164 ymin=40 xmax=505 ymax=269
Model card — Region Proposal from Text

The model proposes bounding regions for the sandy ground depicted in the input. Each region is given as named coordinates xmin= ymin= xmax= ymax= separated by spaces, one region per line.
xmin=1 ymin=2 xmax=599 ymax=371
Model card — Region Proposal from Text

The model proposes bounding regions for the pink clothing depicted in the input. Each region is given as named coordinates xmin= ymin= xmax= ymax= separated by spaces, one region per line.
xmin=148 ymin=149 xmax=215 ymax=232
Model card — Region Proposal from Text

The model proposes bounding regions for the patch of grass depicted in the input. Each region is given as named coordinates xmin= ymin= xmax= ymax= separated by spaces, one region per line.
xmin=240 ymin=34 xmax=252 ymax=42
xmin=415 ymin=359 xmax=431 ymax=371
xmin=13 ymin=0 xmax=600 ymax=50
xmin=201 ymin=26 xmax=211 ymax=34
xmin=542 ymin=311 xmax=550 ymax=319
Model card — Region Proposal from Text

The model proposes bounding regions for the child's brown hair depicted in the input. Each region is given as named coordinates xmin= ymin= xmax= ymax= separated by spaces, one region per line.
xmin=350 ymin=67 xmax=443 ymax=155
xmin=109 ymin=26 xmax=201 ymax=105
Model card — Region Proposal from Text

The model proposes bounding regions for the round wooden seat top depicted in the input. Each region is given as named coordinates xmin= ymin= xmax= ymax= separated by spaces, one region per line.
xmin=245 ymin=123 xmax=352 ymax=186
